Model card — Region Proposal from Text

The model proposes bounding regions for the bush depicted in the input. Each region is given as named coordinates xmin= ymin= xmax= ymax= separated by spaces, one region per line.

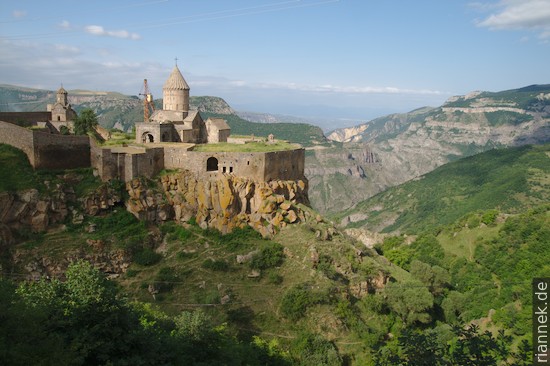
xmin=268 ymin=272 xmax=283 ymax=285
xmin=202 ymin=259 xmax=230 ymax=272
xmin=481 ymin=209 xmax=499 ymax=226
xmin=133 ymin=248 xmax=162 ymax=266
xmin=250 ymin=242 xmax=285 ymax=270
xmin=280 ymin=285 xmax=324 ymax=321
xmin=154 ymin=266 xmax=179 ymax=292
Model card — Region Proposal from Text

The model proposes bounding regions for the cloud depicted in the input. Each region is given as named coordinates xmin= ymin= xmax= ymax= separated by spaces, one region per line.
xmin=84 ymin=25 xmax=141 ymax=40
xmin=477 ymin=0 xmax=550 ymax=39
xmin=217 ymin=80 xmax=445 ymax=96
xmin=12 ymin=10 xmax=27 ymax=18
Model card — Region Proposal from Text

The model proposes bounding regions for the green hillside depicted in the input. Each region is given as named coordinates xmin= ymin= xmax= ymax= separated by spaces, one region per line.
xmin=443 ymin=84 xmax=550 ymax=110
xmin=337 ymin=144 xmax=550 ymax=234
xmin=202 ymin=112 xmax=328 ymax=147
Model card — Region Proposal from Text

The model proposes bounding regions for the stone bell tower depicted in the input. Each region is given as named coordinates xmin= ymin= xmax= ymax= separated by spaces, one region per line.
xmin=162 ymin=63 xmax=190 ymax=117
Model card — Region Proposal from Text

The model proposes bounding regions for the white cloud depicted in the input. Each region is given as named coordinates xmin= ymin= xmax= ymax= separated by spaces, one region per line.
xmin=477 ymin=0 xmax=550 ymax=39
xmin=84 ymin=25 xmax=141 ymax=40
xmin=229 ymin=80 xmax=445 ymax=96
xmin=12 ymin=10 xmax=27 ymax=18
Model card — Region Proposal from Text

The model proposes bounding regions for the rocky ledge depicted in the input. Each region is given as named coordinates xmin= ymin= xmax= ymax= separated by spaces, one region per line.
xmin=126 ymin=170 xmax=310 ymax=237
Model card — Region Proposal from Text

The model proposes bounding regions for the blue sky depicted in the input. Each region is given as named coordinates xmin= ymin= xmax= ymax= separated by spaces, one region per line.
xmin=1 ymin=0 xmax=550 ymax=127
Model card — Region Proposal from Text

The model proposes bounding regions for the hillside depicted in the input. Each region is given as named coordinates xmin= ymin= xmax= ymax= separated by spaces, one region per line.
xmin=307 ymin=85 xmax=550 ymax=214
xmin=0 ymin=141 xmax=543 ymax=364
xmin=337 ymin=143 xmax=550 ymax=234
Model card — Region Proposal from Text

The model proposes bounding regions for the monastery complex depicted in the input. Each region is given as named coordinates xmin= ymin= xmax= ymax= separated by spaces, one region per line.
xmin=0 ymin=66 xmax=305 ymax=184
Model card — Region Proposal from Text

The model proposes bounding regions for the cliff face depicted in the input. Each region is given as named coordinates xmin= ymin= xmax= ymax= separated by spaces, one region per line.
xmin=307 ymin=87 xmax=550 ymax=215
xmin=126 ymin=170 xmax=310 ymax=237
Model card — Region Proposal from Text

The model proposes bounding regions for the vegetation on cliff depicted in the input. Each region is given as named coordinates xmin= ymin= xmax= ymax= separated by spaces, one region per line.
xmin=338 ymin=143 xmax=550 ymax=234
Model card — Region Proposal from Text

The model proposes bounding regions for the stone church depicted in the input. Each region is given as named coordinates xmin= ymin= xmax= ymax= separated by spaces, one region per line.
xmin=134 ymin=65 xmax=230 ymax=145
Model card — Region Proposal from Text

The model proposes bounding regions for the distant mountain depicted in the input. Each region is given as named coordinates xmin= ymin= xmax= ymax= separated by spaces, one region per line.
xmin=307 ymin=85 xmax=550 ymax=215
xmin=0 ymin=84 xmax=235 ymax=131
xmin=336 ymin=143 xmax=550 ymax=234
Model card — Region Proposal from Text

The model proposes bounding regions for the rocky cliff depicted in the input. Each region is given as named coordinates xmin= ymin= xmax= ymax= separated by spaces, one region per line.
xmin=126 ymin=171 xmax=310 ymax=237
xmin=307 ymin=86 xmax=550 ymax=215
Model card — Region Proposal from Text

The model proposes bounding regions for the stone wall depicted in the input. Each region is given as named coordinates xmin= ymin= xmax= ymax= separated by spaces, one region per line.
xmin=91 ymin=144 xmax=164 ymax=182
xmin=163 ymin=149 xmax=304 ymax=182
xmin=32 ymin=131 xmax=90 ymax=170
xmin=264 ymin=149 xmax=305 ymax=181
xmin=0 ymin=121 xmax=90 ymax=169
xmin=0 ymin=112 xmax=51 ymax=125
xmin=0 ymin=121 xmax=35 ymax=165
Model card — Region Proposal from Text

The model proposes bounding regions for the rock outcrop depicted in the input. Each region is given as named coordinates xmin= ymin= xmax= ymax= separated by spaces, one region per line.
xmin=126 ymin=171 xmax=309 ymax=237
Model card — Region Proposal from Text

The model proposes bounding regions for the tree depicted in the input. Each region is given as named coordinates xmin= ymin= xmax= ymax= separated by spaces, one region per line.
xmin=74 ymin=108 xmax=98 ymax=135
xmin=384 ymin=280 xmax=434 ymax=325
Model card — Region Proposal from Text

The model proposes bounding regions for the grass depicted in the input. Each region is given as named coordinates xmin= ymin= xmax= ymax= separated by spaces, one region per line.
xmin=338 ymin=144 xmax=550 ymax=234
xmin=193 ymin=141 xmax=300 ymax=152
xmin=438 ymin=224 xmax=501 ymax=261
xmin=0 ymin=144 xmax=40 ymax=192
xmin=101 ymin=130 xmax=136 ymax=146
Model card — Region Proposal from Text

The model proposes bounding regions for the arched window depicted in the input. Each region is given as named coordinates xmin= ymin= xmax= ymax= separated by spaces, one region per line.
xmin=142 ymin=132 xmax=154 ymax=143
xmin=206 ymin=157 xmax=218 ymax=172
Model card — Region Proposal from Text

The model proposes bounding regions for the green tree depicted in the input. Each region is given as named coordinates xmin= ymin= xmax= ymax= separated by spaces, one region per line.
xmin=384 ymin=280 xmax=434 ymax=325
xmin=74 ymin=108 xmax=98 ymax=135
xmin=410 ymin=260 xmax=450 ymax=296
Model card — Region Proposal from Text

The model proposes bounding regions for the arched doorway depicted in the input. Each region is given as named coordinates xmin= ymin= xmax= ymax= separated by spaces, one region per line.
xmin=142 ymin=132 xmax=154 ymax=143
xmin=206 ymin=157 xmax=218 ymax=172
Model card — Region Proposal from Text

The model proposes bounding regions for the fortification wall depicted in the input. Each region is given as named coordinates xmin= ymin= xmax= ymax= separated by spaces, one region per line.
xmin=164 ymin=149 xmax=267 ymax=181
xmin=92 ymin=145 xmax=164 ymax=182
xmin=264 ymin=149 xmax=305 ymax=181
xmin=31 ymin=131 xmax=91 ymax=170
xmin=0 ymin=112 xmax=51 ymax=125
xmin=0 ymin=121 xmax=35 ymax=165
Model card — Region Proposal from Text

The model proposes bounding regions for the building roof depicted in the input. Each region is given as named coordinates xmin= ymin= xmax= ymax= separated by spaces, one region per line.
xmin=206 ymin=117 xmax=230 ymax=130
xmin=57 ymin=86 xmax=67 ymax=94
xmin=163 ymin=66 xmax=190 ymax=90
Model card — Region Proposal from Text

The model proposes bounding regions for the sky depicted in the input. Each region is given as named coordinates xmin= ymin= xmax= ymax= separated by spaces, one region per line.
xmin=1 ymin=0 xmax=550 ymax=128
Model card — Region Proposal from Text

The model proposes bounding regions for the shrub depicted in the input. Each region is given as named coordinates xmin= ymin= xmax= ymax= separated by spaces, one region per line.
xmin=280 ymin=285 xmax=324 ymax=321
xmin=267 ymin=272 xmax=283 ymax=285
xmin=133 ymin=248 xmax=162 ymax=266
xmin=481 ymin=209 xmax=499 ymax=226
xmin=202 ymin=259 xmax=230 ymax=272
xmin=250 ymin=242 xmax=285 ymax=270
xmin=154 ymin=266 xmax=179 ymax=292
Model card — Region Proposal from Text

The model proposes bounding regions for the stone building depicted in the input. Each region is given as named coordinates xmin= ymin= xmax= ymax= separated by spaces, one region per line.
xmin=134 ymin=65 xmax=225 ymax=144
xmin=205 ymin=117 xmax=230 ymax=143
xmin=49 ymin=86 xmax=77 ymax=123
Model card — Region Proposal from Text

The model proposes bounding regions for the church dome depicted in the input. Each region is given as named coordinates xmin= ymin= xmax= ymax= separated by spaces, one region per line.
xmin=163 ymin=66 xmax=190 ymax=90
xmin=57 ymin=86 xmax=68 ymax=94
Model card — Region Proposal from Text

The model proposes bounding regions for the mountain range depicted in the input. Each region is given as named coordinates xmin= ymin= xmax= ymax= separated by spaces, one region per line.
xmin=1 ymin=83 xmax=549 ymax=216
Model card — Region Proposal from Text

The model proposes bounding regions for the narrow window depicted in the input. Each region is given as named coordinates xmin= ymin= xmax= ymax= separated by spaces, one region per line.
xmin=223 ymin=167 xmax=227 ymax=173
xmin=229 ymin=167 xmax=233 ymax=173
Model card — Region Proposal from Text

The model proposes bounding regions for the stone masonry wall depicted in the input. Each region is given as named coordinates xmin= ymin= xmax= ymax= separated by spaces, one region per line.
xmin=0 ymin=121 xmax=35 ymax=165
xmin=264 ymin=149 xmax=305 ymax=181
xmin=32 ymin=131 xmax=90 ymax=170
xmin=0 ymin=112 xmax=51 ymax=125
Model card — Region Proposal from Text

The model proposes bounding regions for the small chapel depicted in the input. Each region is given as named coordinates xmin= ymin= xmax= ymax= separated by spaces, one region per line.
xmin=134 ymin=64 xmax=230 ymax=145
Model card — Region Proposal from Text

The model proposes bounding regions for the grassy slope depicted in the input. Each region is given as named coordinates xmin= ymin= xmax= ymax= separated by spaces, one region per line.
xmin=202 ymin=112 xmax=327 ymax=147
xmin=0 ymin=144 xmax=40 ymax=192
xmin=337 ymin=144 xmax=550 ymax=234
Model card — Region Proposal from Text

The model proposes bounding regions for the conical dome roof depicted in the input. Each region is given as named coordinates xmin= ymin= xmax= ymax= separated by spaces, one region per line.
xmin=57 ymin=86 xmax=68 ymax=94
xmin=163 ymin=66 xmax=189 ymax=90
